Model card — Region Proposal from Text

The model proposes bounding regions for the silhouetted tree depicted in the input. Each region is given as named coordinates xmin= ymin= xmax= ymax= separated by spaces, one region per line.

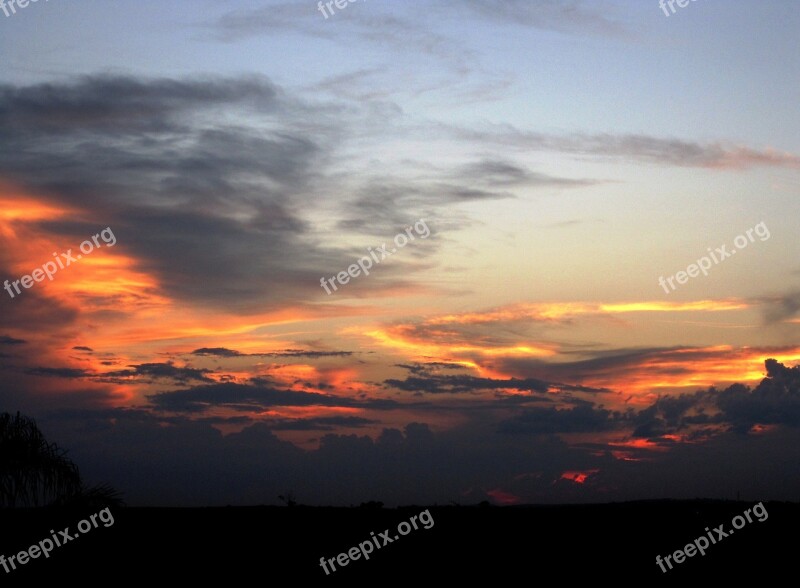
xmin=278 ymin=491 xmax=297 ymax=507
xmin=359 ymin=500 xmax=384 ymax=509
xmin=0 ymin=411 xmax=122 ymax=508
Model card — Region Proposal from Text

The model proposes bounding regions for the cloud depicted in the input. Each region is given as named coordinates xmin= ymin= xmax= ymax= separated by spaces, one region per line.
xmin=384 ymin=372 xmax=608 ymax=395
xmin=0 ymin=74 xmax=335 ymax=313
xmin=0 ymin=75 xmax=280 ymax=135
xmin=146 ymin=382 xmax=401 ymax=413
xmin=21 ymin=360 xmax=800 ymax=507
xmin=191 ymin=348 xmax=244 ymax=358
xmin=21 ymin=362 xmax=217 ymax=384
xmin=760 ymin=291 xmax=800 ymax=324
xmin=455 ymin=159 xmax=604 ymax=188
xmin=717 ymin=359 xmax=800 ymax=431
xmin=394 ymin=362 xmax=466 ymax=375
xmin=190 ymin=347 xmax=353 ymax=358
xmin=209 ymin=2 xmax=468 ymax=69
xmin=497 ymin=403 xmax=615 ymax=435
xmin=102 ymin=363 xmax=215 ymax=384
xmin=25 ymin=367 xmax=92 ymax=379
xmin=270 ymin=416 xmax=377 ymax=431
xmin=462 ymin=0 xmax=632 ymax=39
xmin=493 ymin=344 xmax=795 ymax=394
xmin=451 ymin=126 xmax=800 ymax=170
xmin=0 ymin=74 xmax=456 ymax=312
xmin=623 ymin=359 xmax=800 ymax=438
xmin=209 ymin=3 xmax=336 ymax=42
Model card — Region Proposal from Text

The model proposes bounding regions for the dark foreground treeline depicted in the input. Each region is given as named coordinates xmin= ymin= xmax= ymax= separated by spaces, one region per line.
xmin=0 ymin=500 xmax=795 ymax=582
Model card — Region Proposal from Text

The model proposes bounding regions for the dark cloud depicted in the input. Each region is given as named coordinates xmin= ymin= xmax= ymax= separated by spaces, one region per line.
xmin=0 ymin=75 xmax=336 ymax=313
xmin=191 ymin=348 xmax=244 ymax=358
xmin=72 ymin=346 xmax=93 ymax=352
xmin=270 ymin=416 xmax=377 ymax=431
xmin=629 ymin=360 xmax=800 ymax=437
xmin=386 ymin=374 xmax=550 ymax=394
xmin=270 ymin=349 xmax=353 ymax=358
xmin=394 ymin=362 xmax=465 ymax=376
xmin=456 ymin=159 xmax=602 ymax=188
xmin=25 ymin=367 xmax=91 ymax=379
xmin=0 ymin=335 xmax=26 ymax=345
xmin=0 ymin=74 xmax=454 ymax=311
xmin=498 ymin=404 xmax=614 ymax=435
xmin=0 ymin=75 xmax=279 ymax=134
xmin=496 ymin=346 xmax=711 ymax=384
xmin=760 ymin=291 xmax=800 ymax=323
xmin=190 ymin=347 xmax=353 ymax=358
xmin=103 ymin=363 xmax=215 ymax=384
xmin=629 ymin=388 xmax=718 ymax=438
xmin=717 ymin=359 xmax=800 ymax=431
xmin=21 ymin=362 xmax=800 ymax=506
xmin=0 ymin=277 xmax=80 ymax=334
xmin=385 ymin=372 xmax=610 ymax=395
xmin=146 ymin=382 xmax=401 ymax=413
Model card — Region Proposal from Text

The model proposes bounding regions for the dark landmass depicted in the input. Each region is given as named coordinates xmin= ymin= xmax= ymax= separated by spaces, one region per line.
xmin=0 ymin=500 xmax=795 ymax=582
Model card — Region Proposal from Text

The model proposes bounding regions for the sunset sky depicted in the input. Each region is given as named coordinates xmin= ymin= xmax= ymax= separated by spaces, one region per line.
xmin=1 ymin=0 xmax=799 ymax=507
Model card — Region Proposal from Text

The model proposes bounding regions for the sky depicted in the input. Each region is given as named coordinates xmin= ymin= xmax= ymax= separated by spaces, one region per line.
xmin=1 ymin=0 xmax=800 ymax=507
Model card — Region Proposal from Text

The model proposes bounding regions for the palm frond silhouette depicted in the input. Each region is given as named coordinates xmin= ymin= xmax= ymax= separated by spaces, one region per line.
xmin=0 ymin=411 xmax=122 ymax=508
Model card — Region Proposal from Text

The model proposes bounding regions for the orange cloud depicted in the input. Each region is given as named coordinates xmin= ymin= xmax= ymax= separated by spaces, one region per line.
xmin=427 ymin=299 xmax=750 ymax=325
xmin=486 ymin=488 xmax=522 ymax=505
xmin=360 ymin=324 xmax=556 ymax=363
xmin=560 ymin=470 xmax=599 ymax=484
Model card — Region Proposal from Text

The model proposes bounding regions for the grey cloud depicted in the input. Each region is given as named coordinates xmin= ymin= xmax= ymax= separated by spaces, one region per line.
xmin=191 ymin=348 xmax=245 ymax=358
xmin=496 ymin=346 xmax=708 ymax=384
xmin=0 ymin=75 xmax=279 ymax=135
xmin=270 ymin=416 xmax=377 ymax=431
xmin=103 ymin=363 xmax=215 ymax=384
xmin=0 ymin=74 xmax=451 ymax=311
xmin=384 ymin=372 xmax=610 ymax=395
xmin=25 ymin=367 xmax=91 ymax=379
xmin=498 ymin=404 xmax=614 ymax=435
xmin=451 ymin=126 xmax=800 ymax=170
xmin=717 ymin=359 xmax=800 ymax=431
xmin=629 ymin=360 xmax=800 ymax=437
xmin=190 ymin=347 xmax=353 ymax=358
xmin=17 ymin=362 xmax=800 ymax=508
xmin=457 ymin=159 xmax=602 ymax=188
xmin=760 ymin=291 xmax=800 ymax=324
xmin=462 ymin=0 xmax=632 ymax=38
xmin=0 ymin=75 xmax=330 ymax=313
xmin=394 ymin=362 xmax=465 ymax=376
xmin=146 ymin=382 xmax=401 ymax=413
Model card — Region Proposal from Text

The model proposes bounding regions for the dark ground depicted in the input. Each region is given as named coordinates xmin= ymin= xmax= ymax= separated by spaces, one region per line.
xmin=0 ymin=500 xmax=794 ymax=582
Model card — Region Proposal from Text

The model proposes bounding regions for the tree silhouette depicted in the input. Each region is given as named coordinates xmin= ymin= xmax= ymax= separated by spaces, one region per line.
xmin=0 ymin=411 xmax=122 ymax=508
xmin=278 ymin=491 xmax=297 ymax=507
